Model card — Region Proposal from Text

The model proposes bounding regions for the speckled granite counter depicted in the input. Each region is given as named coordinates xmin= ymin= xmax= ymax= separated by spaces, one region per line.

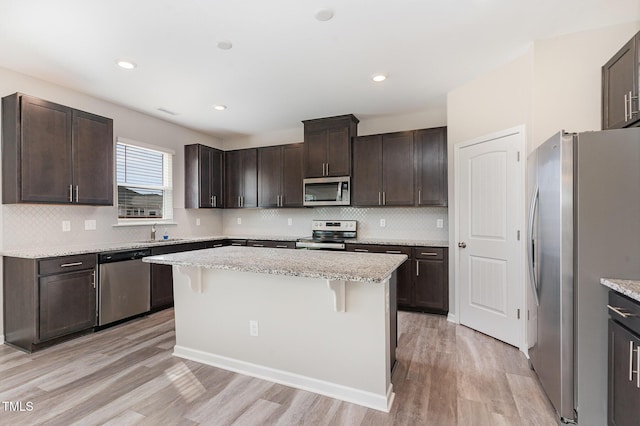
xmin=349 ymin=238 xmax=448 ymax=247
xmin=601 ymin=278 xmax=640 ymax=303
xmin=144 ymin=246 xmax=407 ymax=283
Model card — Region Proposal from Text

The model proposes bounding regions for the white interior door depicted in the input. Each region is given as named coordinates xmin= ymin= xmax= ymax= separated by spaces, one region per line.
xmin=456 ymin=129 xmax=523 ymax=347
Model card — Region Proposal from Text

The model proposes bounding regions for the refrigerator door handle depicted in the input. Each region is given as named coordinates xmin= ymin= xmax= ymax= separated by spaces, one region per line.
xmin=527 ymin=185 xmax=540 ymax=306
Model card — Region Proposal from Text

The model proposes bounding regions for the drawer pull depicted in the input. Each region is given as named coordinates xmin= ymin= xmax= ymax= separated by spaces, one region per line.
xmin=276 ymin=245 xmax=288 ymax=248
xmin=60 ymin=262 xmax=83 ymax=268
xmin=608 ymin=304 xmax=639 ymax=318
xmin=253 ymin=244 xmax=264 ymax=247
xmin=354 ymin=248 xmax=369 ymax=252
xmin=213 ymin=244 xmax=223 ymax=248
xmin=386 ymin=250 xmax=402 ymax=254
xmin=420 ymin=252 xmax=439 ymax=257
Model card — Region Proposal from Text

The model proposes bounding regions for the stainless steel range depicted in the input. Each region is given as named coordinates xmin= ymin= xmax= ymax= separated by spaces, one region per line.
xmin=295 ymin=220 xmax=357 ymax=250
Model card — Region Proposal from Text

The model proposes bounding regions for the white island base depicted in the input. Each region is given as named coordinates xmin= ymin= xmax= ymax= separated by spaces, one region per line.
xmin=171 ymin=266 xmax=395 ymax=412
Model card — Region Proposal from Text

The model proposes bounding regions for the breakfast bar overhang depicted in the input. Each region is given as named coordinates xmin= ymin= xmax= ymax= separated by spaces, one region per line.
xmin=143 ymin=246 xmax=407 ymax=412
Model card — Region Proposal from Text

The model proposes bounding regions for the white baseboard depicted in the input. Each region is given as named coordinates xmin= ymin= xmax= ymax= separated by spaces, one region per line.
xmin=173 ymin=345 xmax=394 ymax=412
xmin=447 ymin=312 xmax=458 ymax=323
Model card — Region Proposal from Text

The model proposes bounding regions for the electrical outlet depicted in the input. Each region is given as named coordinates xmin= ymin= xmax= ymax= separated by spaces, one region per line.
xmin=249 ymin=320 xmax=259 ymax=336
xmin=380 ymin=219 xmax=386 ymax=227
xmin=237 ymin=217 xmax=242 ymax=225
xmin=196 ymin=218 xmax=201 ymax=226
xmin=287 ymin=218 xmax=293 ymax=226
xmin=62 ymin=221 xmax=71 ymax=232
xmin=84 ymin=219 xmax=96 ymax=230
xmin=437 ymin=219 xmax=444 ymax=228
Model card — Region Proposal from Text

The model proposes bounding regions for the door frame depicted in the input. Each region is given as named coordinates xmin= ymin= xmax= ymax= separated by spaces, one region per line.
xmin=453 ymin=125 xmax=527 ymax=353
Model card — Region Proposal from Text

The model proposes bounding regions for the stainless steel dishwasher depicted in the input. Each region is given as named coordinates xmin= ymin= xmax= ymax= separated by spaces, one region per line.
xmin=98 ymin=249 xmax=151 ymax=326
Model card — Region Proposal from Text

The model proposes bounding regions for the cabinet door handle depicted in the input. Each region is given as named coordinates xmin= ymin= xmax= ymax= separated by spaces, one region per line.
xmin=354 ymin=248 xmax=369 ymax=252
xmin=416 ymin=260 xmax=420 ymax=276
xmin=631 ymin=91 xmax=639 ymax=118
xmin=378 ymin=192 xmax=382 ymax=206
xmin=421 ymin=252 xmax=439 ymax=256
xmin=630 ymin=341 xmax=635 ymax=381
xmin=69 ymin=185 xmax=73 ymax=202
xmin=418 ymin=189 xmax=421 ymax=205
xmin=75 ymin=185 xmax=79 ymax=203
xmin=91 ymin=271 xmax=96 ymax=289
xmin=383 ymin=191 xmax=386 ymax=205
xmin=625 ymin=93 xmax=629 ymax=121
xmin=60 ymin=262 xmax=83 ymax=268
xmin=326 ymin=163 xmax=329 ymax=176
xmin=608 ymin=304 xmax=638 ymax=318
xmin=637 ymin=344 xmax=640 ymax=388
xmin=386 ymin=250 xmax=402 ymax=254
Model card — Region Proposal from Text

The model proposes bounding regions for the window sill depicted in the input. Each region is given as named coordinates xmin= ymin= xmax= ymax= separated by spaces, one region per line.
xmin=112 ymin=220 xmax=178 ymax=228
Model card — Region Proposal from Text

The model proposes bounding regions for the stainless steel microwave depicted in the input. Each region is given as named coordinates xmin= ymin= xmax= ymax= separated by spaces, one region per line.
xmin=303 ymin=176 xmax=350 ymax=206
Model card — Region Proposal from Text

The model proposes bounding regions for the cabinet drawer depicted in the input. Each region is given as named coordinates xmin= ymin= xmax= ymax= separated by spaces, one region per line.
xmin=150 ymin=242 xmax=207 ymax=256
xmin=609 ymin=291 xmax=640 ymax=334
xmin=413 ymin=247 xmax=444 ymax=260
xmin=39 ymin=254 xmax=96 ymax=275
xmin=247 ymin=240 xmax=295 ymax=249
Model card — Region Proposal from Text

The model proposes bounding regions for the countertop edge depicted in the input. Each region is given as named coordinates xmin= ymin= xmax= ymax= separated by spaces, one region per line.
xmin=601 ymin=278 xmax=640 ymax=303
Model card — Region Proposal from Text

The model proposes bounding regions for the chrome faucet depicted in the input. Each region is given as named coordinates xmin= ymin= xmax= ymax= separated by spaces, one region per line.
xmin=151 ymin=223 xmax=157 ymax=240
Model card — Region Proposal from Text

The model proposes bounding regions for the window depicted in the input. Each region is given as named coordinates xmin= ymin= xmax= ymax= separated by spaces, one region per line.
xmin=116 ymin=138 xmax=174 ymax=221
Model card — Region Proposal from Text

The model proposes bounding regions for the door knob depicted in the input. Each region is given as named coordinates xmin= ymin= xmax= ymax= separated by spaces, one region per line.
xmin=458 ymin=242 xmax=467 ymax=248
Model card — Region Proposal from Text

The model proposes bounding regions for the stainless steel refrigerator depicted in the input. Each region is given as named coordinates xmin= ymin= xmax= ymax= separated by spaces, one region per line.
xmin=527 ymin=128 xmax=640 ymax=425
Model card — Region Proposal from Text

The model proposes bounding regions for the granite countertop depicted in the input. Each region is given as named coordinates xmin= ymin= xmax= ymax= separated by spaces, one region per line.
xmin=1 ymin=234 xmax=448 ymax=259
xmin=143 ymin=246 xmax=408 ymax=284
xmin=601 ymin=278 xmax=640 ymax=303
xmin=349 ymin=238 xmax=448 ymax=247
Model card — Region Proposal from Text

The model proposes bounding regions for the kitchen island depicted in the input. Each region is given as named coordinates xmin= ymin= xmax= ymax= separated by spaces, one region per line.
xmin=143 ymin=246 xmax=407 ymax=412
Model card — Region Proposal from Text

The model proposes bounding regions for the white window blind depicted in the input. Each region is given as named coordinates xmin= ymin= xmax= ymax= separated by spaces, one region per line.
xmin=116 ymin=139 xmax=173 ymax=220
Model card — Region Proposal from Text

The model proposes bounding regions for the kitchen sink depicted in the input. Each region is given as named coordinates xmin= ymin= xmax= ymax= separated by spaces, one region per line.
xmin=139 ymin=238 xmax=186 ymax=243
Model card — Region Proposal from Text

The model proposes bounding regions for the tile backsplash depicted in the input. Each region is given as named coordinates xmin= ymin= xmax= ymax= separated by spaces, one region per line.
xmin=222 ymin=206 xmax=448 ymax=241
xmin=2 ymin=204 xmax=447 ymax=250
xmin=2 ymin=205 xmax=223 ymax=250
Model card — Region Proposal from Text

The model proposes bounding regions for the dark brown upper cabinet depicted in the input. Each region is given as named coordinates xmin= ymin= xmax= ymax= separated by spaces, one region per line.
xmin=185 ymin=144 xmax=223 ymax=208
xmin=258 ymin=143 xmax=303 ymax=208
xmin=302 ymin=114 xmax=359 ymax=178
xmin=352 ymin=131 xmax=414 ymax=206
xmin=224 ymin=148 xmax=257 ymax=208
xmin=415 ymin=127 xmax=448 ymax=206
xmin=2 ymin=93 xmax=113 ymax=205
xmin=602 ymin=31 xmax=640 ymax=129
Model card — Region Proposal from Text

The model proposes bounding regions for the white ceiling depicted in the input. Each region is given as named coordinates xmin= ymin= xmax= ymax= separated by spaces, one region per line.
xmin=0 ymin=0 xmax=638 ymax=139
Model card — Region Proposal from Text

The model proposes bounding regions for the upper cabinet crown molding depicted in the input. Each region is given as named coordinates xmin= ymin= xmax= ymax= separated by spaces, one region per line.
xmin=2 ymin=93 xmax=113 ymax=205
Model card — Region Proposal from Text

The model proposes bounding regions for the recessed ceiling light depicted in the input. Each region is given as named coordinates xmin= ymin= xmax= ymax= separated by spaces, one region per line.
xmin=217 ymin=40 xmax=233 ymax=50
xmin=372 ymin=74 xmax=387 ymax=82
xmin=314 ymin=8 xmax=334 ymax=21
xmin=116 ymin=60 xmax=136 ymax=70
xmin=213 ymin=104 xmax=227 ymax=111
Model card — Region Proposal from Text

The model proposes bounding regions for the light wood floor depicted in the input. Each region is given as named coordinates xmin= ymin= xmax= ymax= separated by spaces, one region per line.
xmin=0 ymin=309 xmax=557 ymax=425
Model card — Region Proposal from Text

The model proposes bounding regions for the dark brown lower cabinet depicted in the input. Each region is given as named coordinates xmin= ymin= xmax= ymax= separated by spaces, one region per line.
xmin=608 ymin=291 xmax=640 ymax=425
xmin=413 ymin=247 xmax=448 ymax=313
xmin=3 ymin=254 xmax=97 ymax=352
xmin=346 ymin=243 xmax=448 ymax=314
xmin=150 ymin=242 xmax=207 ymax=311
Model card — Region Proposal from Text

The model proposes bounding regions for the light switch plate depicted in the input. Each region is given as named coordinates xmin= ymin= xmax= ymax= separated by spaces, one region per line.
xmin=437 ymin=219 xmax=444 ymax=228
xmin=84 ymin=219 xmax=96 ymax=230
xmin=237 ymin=217 xmax=242 ymax=225
xmin=196 ymin=218 xmax=201 ymax=226
xmin=62 ymin=221 xmax=71 ymax=232
xmin=380 ymin=219 xmax=386 ymax=227
xmin=288 ymin=218 xmax=293 ymax=226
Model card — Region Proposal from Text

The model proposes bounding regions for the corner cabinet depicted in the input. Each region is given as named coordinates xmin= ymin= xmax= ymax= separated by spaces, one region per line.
xmin=302 ymin=114 xmax=359 ymax=178
xmin=602 ymin=31 xmax=640 ymax=129
xmin=225 ymin=148 xmax=258 ymax=208
xmin=3 ymin=254 xmax=97 ymax=352
xmin=185 ymin=144 xmax=224 ymax=208
xmin=2 ymin=93 xmax=113 ymax=205
xmin=258 ymin=143 xmax=303 ymax=207
xmin=352 ymin=132 xmax=415 ymax=206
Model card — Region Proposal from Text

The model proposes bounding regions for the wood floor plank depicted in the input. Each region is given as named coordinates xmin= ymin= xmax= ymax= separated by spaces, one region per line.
xmin=0 ymin=309 xmax=558 ymax=425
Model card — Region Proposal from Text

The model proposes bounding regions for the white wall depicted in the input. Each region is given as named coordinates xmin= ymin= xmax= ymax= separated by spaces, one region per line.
xmin=446 ymin=21 xmax=640 ymax=320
